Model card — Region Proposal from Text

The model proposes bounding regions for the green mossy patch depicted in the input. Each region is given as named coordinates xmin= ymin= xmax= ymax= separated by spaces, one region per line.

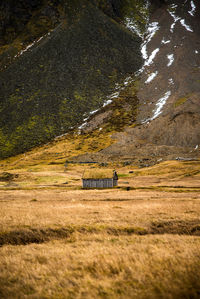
xmin=174 ymin=97 xmax=188 ymax=108
xmin=103 ymin=80 xmax=140 ymax=132
xmin=121 ymin=0 xmax=149 ymax=36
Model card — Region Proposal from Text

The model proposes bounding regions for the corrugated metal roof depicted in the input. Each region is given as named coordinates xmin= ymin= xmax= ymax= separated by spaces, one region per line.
xmin=82 ymin=169 xmax=117 ymax=179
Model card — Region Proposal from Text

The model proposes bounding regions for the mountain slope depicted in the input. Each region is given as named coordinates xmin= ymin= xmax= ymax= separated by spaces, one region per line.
xmin=0 ymin=0 xmax=199 ymax=163
xmin=73 ymin=0 xmax=200 ymax=163
xmin=136 ymin=0 xmax=200 ymax=147
xmin=0 ymin=0 xmax=143 ymax=158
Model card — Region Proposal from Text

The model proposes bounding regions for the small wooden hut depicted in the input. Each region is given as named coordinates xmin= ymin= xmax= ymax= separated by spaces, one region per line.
xmin=82 ymin=169 xmax=118 ymax=188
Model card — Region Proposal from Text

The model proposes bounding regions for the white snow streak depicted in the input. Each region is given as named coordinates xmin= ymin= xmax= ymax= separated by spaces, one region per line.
xmin=127 ymin=20 xmax=160 ymax=76
xmin=180 ymin=19 xmax=193 ymax=32
xmin=125 ymin=18 xmax=143 ymax=38
xmin=141 ymin=22 xmax=160 ymax=61
xmin=103 ymin=99 xmax=112 ymax=107
xmin=145 ymin=71 xmax=158 ymax=84
xmin=144 ymin=48 xmax=160 ymax=67
xmin=14 ymin=41 xmax=36 ymax=58
xmin=167 ymin=54 xmax=174 ymax=67
xmin=142 ymin=91 xmax=171 ymax=124
xmin=188 ymin=1 xmax=196 ymax=16
xmin=89 ymin=109 xmax=99 ymax=115
xmin=78 ymin=122 xmax=87 ymax=130
xmin=123 ymin=76 xmax=134 ymax=86
xmin=168 ymin=5 xmax=180 ymax=33
xmin=151 ymin=91 xmax=171 ymax=120
xmin=168 ymin=5 xmax=193 ymax=33
xmin=161 ymin=38 xmax=170 ymax=44
xmin=78 ymin=74 xmax=135 ymax=131
xmin=109 ymin=92 xmax=120 ymax=99
xmin=14 ymin=33 xmax=49 ymax=58
xmin=168 ymin=78 xmax=174 ymax=85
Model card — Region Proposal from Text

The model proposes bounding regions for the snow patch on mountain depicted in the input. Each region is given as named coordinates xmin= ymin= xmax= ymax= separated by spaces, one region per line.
xmin=161 ymin=38 xmax=170 ymax=44
xmin=188 ymin=1 xmax=196 ymax=16
xmin=14 ymin=41 xmax=36 ymax=58
xmin=126 ymin=19 xmax=160 ymax=77
xmin=123 ymin=76 xmax=134 ymax=86
xmin=125 ymin=18 xmax=143 ymax=38
xmin=168 ymin=5 xmax=180 ymax=33
xmin=180 ymin=19 xmax=193 ymax=32
xmin=90 ymin=109 xmax=99 ymax=116
xmin=145 ymin=48 xmax=160 ymax=67
xmin=141 ymin=22 xmax=160 ymax=61
xmin=167 ymin=54 xmax=174 ymax=67
xmin=77 ymin=73 xmax=137 ymax=131
xmin=168 ymin=4 xmax=193 ymax=33
xmin=14 ymin=33 xmax=51 ymax=59
xmin=145 ymin=71 xmax=158 ymax=84
xmin=142 ymin=91 xmax=171 ymax=124
xmin=168 ymin=78 xmax=174 ymax=85
xmin=151 ymin=91 xmax=171 ymax=120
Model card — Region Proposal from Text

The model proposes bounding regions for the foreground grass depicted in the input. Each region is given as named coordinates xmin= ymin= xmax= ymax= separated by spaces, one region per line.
xmin=0 ymin=158 xmax=200 ymax=298
xmin=0 ymin=235 xmax=200 ymax=298
xmin=0 ymin=186 xmax=200 ymax=298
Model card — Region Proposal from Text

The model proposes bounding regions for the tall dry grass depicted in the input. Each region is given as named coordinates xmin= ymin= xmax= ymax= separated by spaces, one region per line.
xmin=0 ymin=188 xmax=200 ymax=233
xmin=0 ymin=160 xmax=200 ymax=298
xmin=0 ymin=235 xmax=200 ymax=298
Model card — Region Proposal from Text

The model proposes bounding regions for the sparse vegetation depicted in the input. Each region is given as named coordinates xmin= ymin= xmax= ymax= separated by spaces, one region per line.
xmin=0 ymin=153 xmax=200 ymax=298
xmin=174 ymin=96 xmax=188 ymax=108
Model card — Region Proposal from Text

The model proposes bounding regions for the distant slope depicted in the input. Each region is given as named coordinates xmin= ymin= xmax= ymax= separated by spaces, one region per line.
xmin=72 ymin=0 xmax=200 ymax=163
xmin=135 ymin=0 xmax=200 ymax=147
xmin=0 ymin=0 xmax=142 ymax=158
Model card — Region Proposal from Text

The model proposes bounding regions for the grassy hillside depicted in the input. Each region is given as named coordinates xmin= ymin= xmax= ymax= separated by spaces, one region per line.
xmin=0 ymin=150 xmax=200 ymax=298
xmin=0 ymin=0 xmax=144 ymax=159
xmin=0 ymin=110 xmax=199 ymax=298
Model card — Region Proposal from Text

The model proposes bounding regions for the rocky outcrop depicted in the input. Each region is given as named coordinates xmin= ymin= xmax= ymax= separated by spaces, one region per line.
xmin=76 ymin=0 xmax=200 ymax=161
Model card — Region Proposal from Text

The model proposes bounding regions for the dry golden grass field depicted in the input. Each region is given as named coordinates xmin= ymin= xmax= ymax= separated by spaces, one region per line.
xmin=0 ymin=138 xmax=200 ymax=298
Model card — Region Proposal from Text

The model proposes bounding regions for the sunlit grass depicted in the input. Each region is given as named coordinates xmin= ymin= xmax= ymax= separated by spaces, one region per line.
xmin=0 ymin=139 xmax=200 ymax=298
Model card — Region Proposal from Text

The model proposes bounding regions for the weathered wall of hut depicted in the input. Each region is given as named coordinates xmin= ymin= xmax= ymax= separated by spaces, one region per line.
xmin=82 ymin=179 xmax=114 ymax=188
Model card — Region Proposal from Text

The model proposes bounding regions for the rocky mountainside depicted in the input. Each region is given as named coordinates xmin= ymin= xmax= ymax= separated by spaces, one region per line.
xmin=0 ymin=0 xmax=199 ymax=162
xmin=75 ymin=0 xmax=200 ymax=163
xmin=136 ymin=0 xmax=200 ymax=146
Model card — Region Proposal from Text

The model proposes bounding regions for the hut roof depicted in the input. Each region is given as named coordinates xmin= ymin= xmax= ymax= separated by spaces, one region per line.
xmin=82 ymin=169 xmax=117 ymax=179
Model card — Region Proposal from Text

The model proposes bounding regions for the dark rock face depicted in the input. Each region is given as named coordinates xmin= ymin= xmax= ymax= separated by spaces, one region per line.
xmin=0 ymin=0 xmax=142 ymax=158
xmin=0 ymin=0 xmax=43 ymax=45
xmin=0 ymin=0 xmax=123 ymax=47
